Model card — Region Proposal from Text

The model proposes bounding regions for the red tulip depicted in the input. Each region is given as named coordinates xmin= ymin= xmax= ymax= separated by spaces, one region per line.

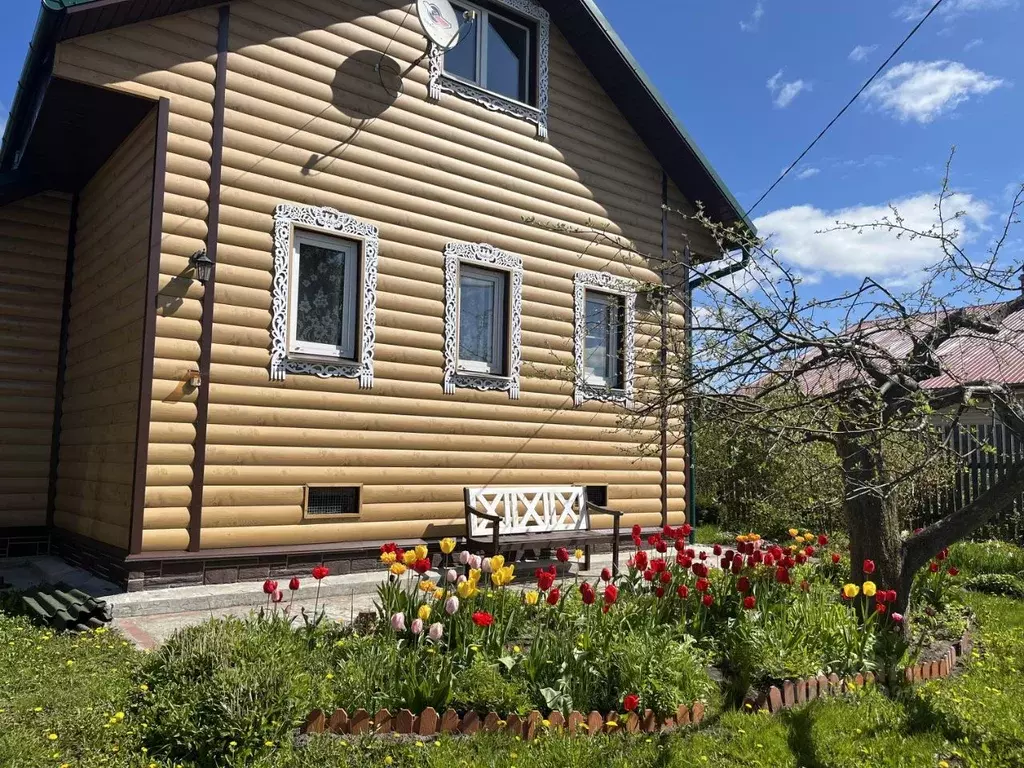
xmin=312 ymin=565 xmax=330 ymax=580
xmin=655 ymin=587 xmax=665 ymax=599
xmin=537 ymin=570 xmax=555 ymax=592
xmin=634 ymin=551 xmax=649 ymax=570
xmin=556 ymin=547 xmax=570 ymax=563
xmin=818 ymin=534 xmax=829 ymax=547
xmin=600 ymin=567 xmax=613 ymax=583
xmin=800 ymin=579 xmax=810 ymax=592
xmin=659 ymin=571 xmax=672 ymax=585
xmin=743 ymin=595 xmax=756 ymax=610
xmin=678 ymin=555 xmax=693 ymax=569
xmin=623 ymin=694 xmax=640 ymax=712
xmin=731 ymin=558 xmax=744 ymax=575
xmin=655 ymin=540 xmax=667 ymax=554
xmin=580 ymin=582 xmax=595 ymax=605
xmin=632 ymin=524 xmax=642 ymax=537
xmin=380 ymin=542 xmax=399 ymax=554
xmin=632 ymin=535 xmax=643 ymax=548
xmin=547 ymin=588 xmax=561 ymax=605
xmin=471 ymin=611 xmax=494 ymax=627
xmin=775 ymin=567 xmax=791 ymax=585
xmin=676 ymin=584 xmax=689 ymax=599
xmin=937 ymin=548 xmax=949 ymax=561
xmin=681 ymin=523 xmax=693 ymax=537
xmin=886 ymin=589 xmax=898 ymax=603
xmin=876 ymin=602 xmax=887 ymax=614
xmin=763 ymin=554 xmax=776 ymax=567
xmin=674 ymin=538 xmax=686 ymax=552
xmin=863 ymin=559 xmax=876 ymax=575
xmin=647 ymin=534 xmax=660 ymax=547
xmin=663 ymin=524 xmax=675 ymax=538
xmin=695 ymin=578 xmax=709 ymax=593
xmin=699 ymin=551 xmax=708 ymax=561
xmin=804 ymin=546 xmax=815 ymax=557
xmin=652 ymin=558 xmax=667 ymax=573
xmin=930 ymin=562 xmax=939 ymax=573
xmin=795 ymin=553 xmax=807 ymax=565
xmin=263 ymin=579 xmax=278 ymax=595
xmin=643 ymin=570 xmax=654 ymax=582
xmin=604 ymin=584 xmax=619 ymax=605
xmin=736 ymin=576 xmax=750 ymax=593
xmin=947 ymin=566 xmax=960 ymax=576
xmin=701 ymin=593 xmax=713 ymax=607
xmin=288 ymin=577 xmax=300 ymax=591
xmin=271 ymin=589 xmax=284 ymax=603
xmin=831 ymin=553 xmax=841 ymax=564
xmin=713 ymin=544 xmax=723 ymax=556
xmin=413 ymin=558 xmax=431 ymax=574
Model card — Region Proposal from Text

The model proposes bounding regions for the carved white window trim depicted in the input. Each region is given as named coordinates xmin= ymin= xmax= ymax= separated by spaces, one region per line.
xmin=443 ymin=242 xmax=523 ymax=399
xmin=270 ymin=203 xmax=379 ymax=387
xmin=573 ymin=270 xmax=638 ymax=407
xmin=428 ymin=0 xmax=550 ymax=139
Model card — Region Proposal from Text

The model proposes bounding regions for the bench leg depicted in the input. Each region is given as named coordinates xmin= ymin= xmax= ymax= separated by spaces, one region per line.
xmin=584 ymin=545 xmax=591 ymax=571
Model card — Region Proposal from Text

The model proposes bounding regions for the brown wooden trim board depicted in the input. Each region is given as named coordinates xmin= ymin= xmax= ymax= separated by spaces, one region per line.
xmin=659 ymin=170 xmax=669 ymax=527
xmin=187 ymin=3 xmax=230 ymax=552
xmin=128 ymin=97 xmax=170 ymax=556
xmin=46 ymin=192 xmax=78 ymax=530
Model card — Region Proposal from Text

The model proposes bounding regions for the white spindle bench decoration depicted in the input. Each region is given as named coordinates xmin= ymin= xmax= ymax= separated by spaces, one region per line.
xmin=463 ymin=485 xmax=623 ymax=571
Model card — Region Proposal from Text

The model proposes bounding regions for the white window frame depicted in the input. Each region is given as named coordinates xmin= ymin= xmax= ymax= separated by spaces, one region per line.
xmin=428 ymin=0 xmax=550 ymax=139
xmin=270 ymin=204 xmax=379 ymax=387
xmin=457 ymin=263 xmax=508 ymax=375
xmin=287 ymin=229 xmax=359 ymax=361
xmin=444 ymin=1 xmax=532 ymax=105
xmin=573 ymin=270 xmax=637 ymax=407
xmin=582 ymin=289 xmax=624 ymax=389
xmin=443 ymin=242 xmax=523 ymax=399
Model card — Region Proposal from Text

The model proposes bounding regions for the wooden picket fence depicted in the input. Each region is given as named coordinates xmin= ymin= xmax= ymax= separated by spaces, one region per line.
xmin=301 ymin=700 xmax=706 ymax=739
xmin=912 ymin=422 xmax=1024 ymax=544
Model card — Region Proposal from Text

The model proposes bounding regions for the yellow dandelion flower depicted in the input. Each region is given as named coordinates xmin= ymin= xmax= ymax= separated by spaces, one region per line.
xmin=384 ymin=758 xmax=394 ymax=766
xmin=574 ymin=549 xmax=584 ymax=561
xmin=48 ymin=734 xmax=58 ymax=741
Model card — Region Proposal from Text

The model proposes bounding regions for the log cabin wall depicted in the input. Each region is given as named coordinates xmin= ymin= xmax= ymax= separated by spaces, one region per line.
xmin=0 ymin=192 xmax=72 ymax=542
xmin=53 ymin=0 xmax=710 ymax=557
xmin=52 ymin=112 xmax=157 ymax=549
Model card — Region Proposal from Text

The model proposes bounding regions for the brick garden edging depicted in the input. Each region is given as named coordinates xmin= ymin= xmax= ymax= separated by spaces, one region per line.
xmin=301 ymin=700 xmax=706 ymax=740
xmin=744 ymin=628 xmax=975 ymax=714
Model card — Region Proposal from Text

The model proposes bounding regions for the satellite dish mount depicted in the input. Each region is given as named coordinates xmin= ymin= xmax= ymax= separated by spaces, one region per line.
xmin=376 ymin=0 xmax=476 ymax=95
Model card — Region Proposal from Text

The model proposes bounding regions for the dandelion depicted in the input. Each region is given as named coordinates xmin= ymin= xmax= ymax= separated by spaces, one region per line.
xmin=574 ymin=548 xmax=584 ymax=561
xmin=47 ymin=734 xmax=58 ymax=741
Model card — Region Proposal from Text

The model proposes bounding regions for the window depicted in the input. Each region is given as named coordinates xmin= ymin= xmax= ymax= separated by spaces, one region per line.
xmin=446 ymin=1 xmax=532 ymax=104
xmin=304 ymin=486 xmax=361 ymax=518
xmin=428 ymin=0 xmax=550 ymax=138
xmin=583 ymin=290 xmax=624 ymax=389
xmin=458 ymin=265 xmax=508 ymax=375
xmin=443 ymin=242 xmax=523 ymax=398
xmin=573 ymin=270 xmax=637 ymax=406
xmin=270 ymin=204 xmax=379 ymax=386
xmin=288 ymin=229 xmax=359 ymax=360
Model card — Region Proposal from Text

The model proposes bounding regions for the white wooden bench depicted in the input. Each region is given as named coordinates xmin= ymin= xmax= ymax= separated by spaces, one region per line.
xmin=463 ymin=485 xmax=623 ymax=571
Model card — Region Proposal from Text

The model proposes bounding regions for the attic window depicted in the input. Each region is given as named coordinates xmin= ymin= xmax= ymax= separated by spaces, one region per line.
xmin=428 ymin=0 xmax=550 ymax=138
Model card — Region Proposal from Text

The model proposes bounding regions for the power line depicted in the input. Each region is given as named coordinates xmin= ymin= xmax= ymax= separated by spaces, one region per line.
xmin=745 ymin=0 xmax=947 ymax=217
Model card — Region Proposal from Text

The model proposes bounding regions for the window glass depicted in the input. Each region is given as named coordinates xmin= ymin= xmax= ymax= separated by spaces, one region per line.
xmin=290 ymin=232 xmax=358 ymax=360
xmin=584 ymin=291 xmax=622 ymax=387
xmin=486 ymin=14 xmax=528 ymax=102
xmin=459 ymin=266 xmax=506 ymax=373
xmin=445 ymin=3 xmax=478 ymax=83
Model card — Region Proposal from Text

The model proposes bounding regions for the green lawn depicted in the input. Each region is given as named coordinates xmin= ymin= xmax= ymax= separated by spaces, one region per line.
xmin=2 ymin=593 xmax=1023 ymax=768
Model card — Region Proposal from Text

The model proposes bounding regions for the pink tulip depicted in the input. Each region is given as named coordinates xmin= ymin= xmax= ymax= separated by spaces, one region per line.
xmin=445 ymin=596 xmax=460 ymax=615
xmin=428 ymin=622 xmax=444 ymax=641
xmin=446 ymin=568 xmax=458 ymax=583
xmin=458 ymin=550 xmax=471 ymax=565
xmin=391 ymin=612 xmax=406 ymax=632
xmin=271 ymin=589 xmax=284 ymax=603
xmin=411 ymin=618 xmax=424 ymax=635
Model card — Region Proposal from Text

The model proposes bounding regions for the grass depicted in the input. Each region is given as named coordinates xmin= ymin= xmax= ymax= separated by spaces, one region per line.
xmin=2 ymin=592 xmax=1024 ymax=767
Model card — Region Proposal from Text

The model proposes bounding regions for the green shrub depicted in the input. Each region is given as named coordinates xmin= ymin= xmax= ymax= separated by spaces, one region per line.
xmin=948 ymin=540 xmax=1024 ymax=579
xmin=964 ymin=572 xmax=1024 ymax=598
xmin=450 ymin=656 xmax=531 ymax=715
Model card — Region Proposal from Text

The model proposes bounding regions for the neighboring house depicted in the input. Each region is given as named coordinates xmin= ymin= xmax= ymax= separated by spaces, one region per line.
xmin=0 ymin=0 xmax=749 ymax=589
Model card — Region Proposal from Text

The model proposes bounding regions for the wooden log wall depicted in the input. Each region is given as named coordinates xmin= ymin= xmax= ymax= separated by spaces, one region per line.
xmin=53 ymin=0 xmax=716 ymax=553
xmin=0 ymin=192 xmax=72 ymax=529
xmin=52 ymin=112 xmax=157 ymax=548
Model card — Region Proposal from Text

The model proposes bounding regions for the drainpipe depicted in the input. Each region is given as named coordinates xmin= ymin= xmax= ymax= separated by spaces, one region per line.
xmin=685 ymin=246 xmax=752 ymax=535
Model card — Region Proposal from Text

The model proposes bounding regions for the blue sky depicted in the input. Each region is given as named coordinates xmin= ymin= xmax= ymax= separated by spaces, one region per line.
xmin=1 ymin=0 xmax=1020 ymax=297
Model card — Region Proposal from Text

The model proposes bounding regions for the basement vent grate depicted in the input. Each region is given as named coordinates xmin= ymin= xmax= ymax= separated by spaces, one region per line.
xmin=306 ymin=486 xmax=360 ymax=517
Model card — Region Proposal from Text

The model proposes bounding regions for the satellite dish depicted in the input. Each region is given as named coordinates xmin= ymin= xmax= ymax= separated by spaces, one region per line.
xmin=417 ymin=0 xmax=462 ymax=51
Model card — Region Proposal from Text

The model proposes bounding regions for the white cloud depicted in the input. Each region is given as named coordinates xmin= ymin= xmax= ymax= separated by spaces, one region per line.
xmin=849 ymin=44 xmax=878 ymax=62
xmin=964 ymin=38 xmax=984 ymax=51
xmin=796 ymin=167 xmax=820 ymax=179
xmin=896 ymin=0 xmax=1016 ymax=20
xmin=766 ymin=69 xmax=811 ymax=108
xmin=754 ymin=193 xmax=991 ymax=279
xmin=740 ymin=0 xmax=765 ymax=31
xmin=863 ymin=60 xmax=1005 ymax=123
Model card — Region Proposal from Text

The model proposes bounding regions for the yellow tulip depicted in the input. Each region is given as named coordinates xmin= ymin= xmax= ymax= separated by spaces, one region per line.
xmin=574 ymin=549 xmax=584 ymax=561
xmin=390 ymin=563 xmax=408 ymax=576
xmin=842 ymin=583 xmax=860 ymax=599
xmin=415 ymin=544 xmax=429 ymax=561
xmin=737 ymin=534 xmax=748 ymax=543
xmin=440 ymin=538 xmax=456 ymax=555
xmin=380 ymin=552 xmax=397 ymax=565
xmin=489 ymin=555 xmax=505 ymax=571
xmin=457 ymin=580 xmax=479 ymax=599
xmin=418 ymin=604 xmax=431 ymax=621
xmin=418 ymin=580 xmax=436 ymax=593
xmin=491 ymin=564 xmax=516 ymax=587
xmin=862 ymin=581 xmax=877 ymax=598
xmin=788 ymin=528 xmax=799 ymax=538
xmin=524 ymin=590 xmax=540 ymax=606
xmin=433 ymin=588 xmax=444 ymax=600
xmin=468 ymin=568 xmax=482 ymax=584
xmin=403 ymin=550 xmax=417 ymax=566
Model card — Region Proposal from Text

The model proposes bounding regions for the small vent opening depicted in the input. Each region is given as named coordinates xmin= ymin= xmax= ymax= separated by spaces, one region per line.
xmin=585 ymin=485 xmax=608 ymax=506
xmin=305 ymin=486 xmax=360 ymax=517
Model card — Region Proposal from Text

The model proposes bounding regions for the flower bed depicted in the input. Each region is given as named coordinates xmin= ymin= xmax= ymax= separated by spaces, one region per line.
xmin=255 ymin=528 xmax=966 ymax=741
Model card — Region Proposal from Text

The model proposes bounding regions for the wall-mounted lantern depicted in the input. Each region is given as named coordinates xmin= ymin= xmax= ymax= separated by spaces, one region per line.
xmin=186 ymin=369 xmax=203 ymax=388
xmin=189 ymin=248 xmax=215 ymax=284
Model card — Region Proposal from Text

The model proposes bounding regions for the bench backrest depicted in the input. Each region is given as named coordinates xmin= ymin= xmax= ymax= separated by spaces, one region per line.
xmin=465 ymin=486 xmax=590 ymax=538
